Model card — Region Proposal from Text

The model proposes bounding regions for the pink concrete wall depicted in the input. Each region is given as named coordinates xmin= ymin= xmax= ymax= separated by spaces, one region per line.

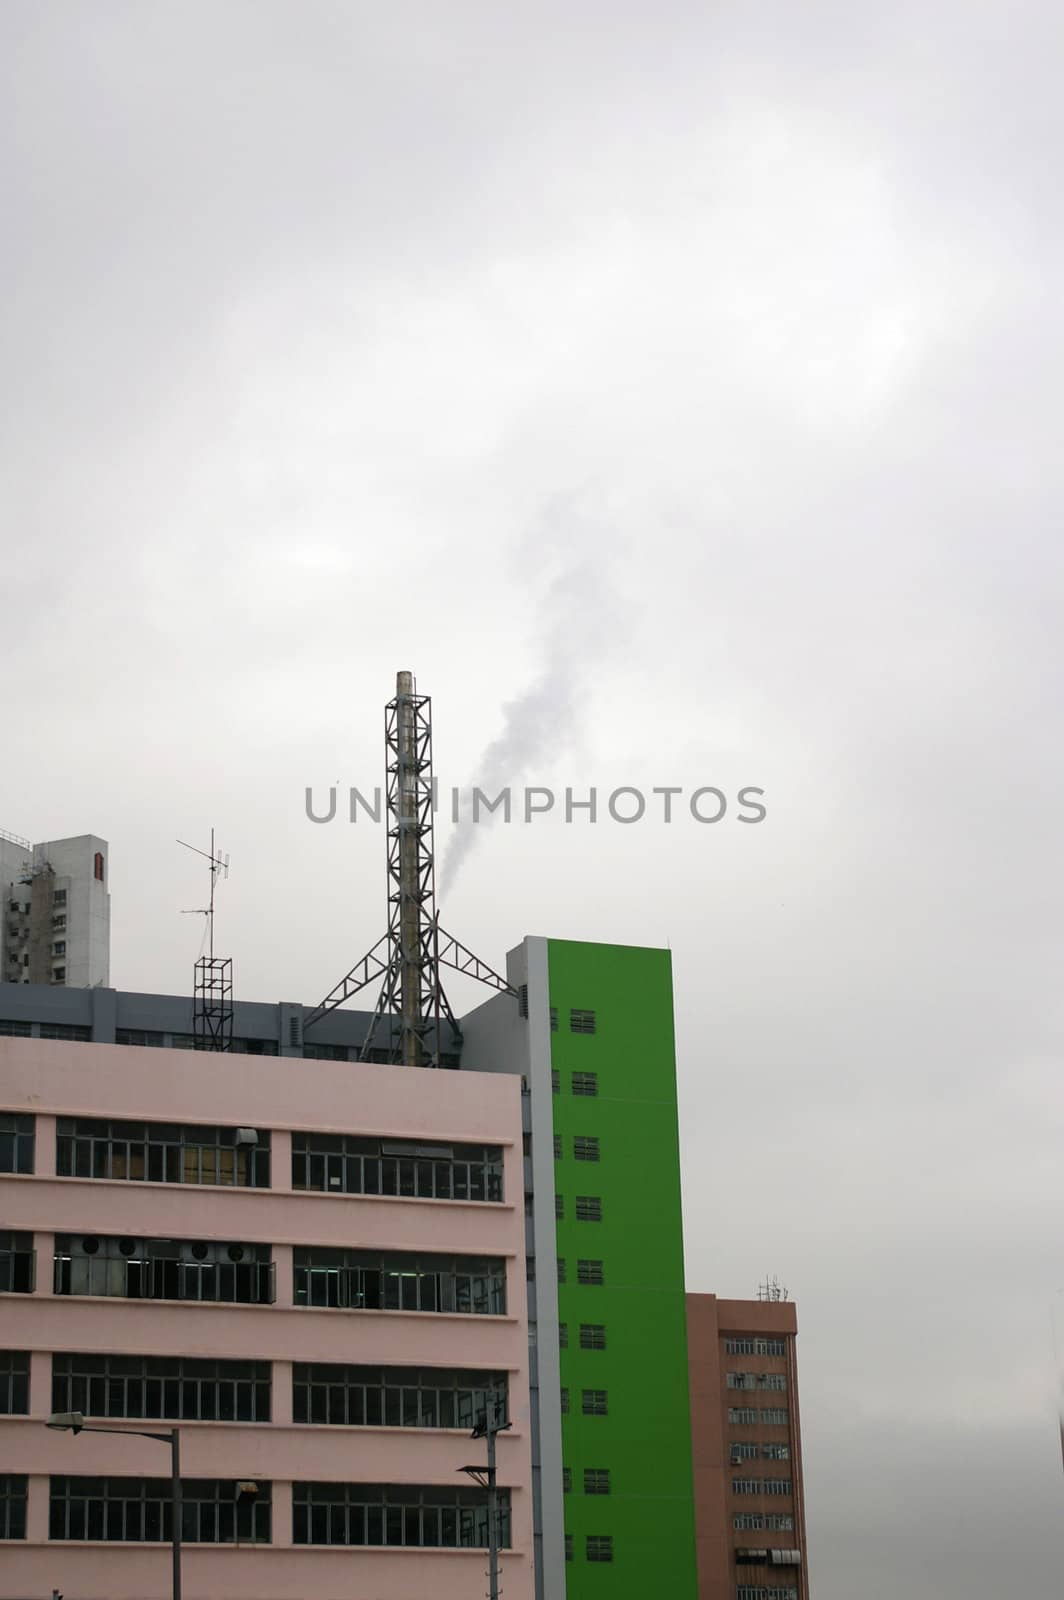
xmin=0 ymin=1038 xmax=535 ymax=1600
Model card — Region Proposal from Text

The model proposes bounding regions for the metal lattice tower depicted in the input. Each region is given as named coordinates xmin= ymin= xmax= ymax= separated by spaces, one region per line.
xmin=304 ymin=670 xmax=515 ymax=1063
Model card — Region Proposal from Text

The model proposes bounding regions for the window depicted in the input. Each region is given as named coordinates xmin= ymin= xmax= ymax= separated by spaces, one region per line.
xmin=56 ymin=1118 xmax=271 ymax=1188
xmin=53 ymin=889 xmax=67 ymax=906
xmin=292 ymin=1132 xmax=502 ymax=1203
xmin=293 ymin=1248 xmax=506 ymax=1316
xmin=0 ymin=1353 xmax=29 ymax=1415
xmin=52 ymin=915 xmax=66 ymax=930
xmin=734 ymin=1513 xmax=766 ymax=1530
xmin=729 ymin=1407 xmax=758 ymax=1425
xmin=727 ymin=1373 xmax=753 ymax=1390
xmin=586 ymin=1534 xmax=613 ymax=1561
xmin=762 ymin=1479 xmax=792 ymax=1495
xmin=732 ymin=1479 xmax=760 ymax=1495
xmin=0 ymin=1021 xmax=31 ymax=1038
xmin=570 ymin=1009 xmax=596 ymax=1034
xmin=54 ymin=1236 xmax=275 ymax=1305
xmin=575 ymin=1195 xmax=602 ymax=1222
xmin=571 ymin=1072 xmax=598 ymax=1096
xmin=0 ymin=1114 xmax=34 ymax=1174
xmin=39 ymin=1023 xmax=90 ymax=1041
xmin=560 ymin=1388 xmax=570 ymax=1415
xmin=762 ymin=1444 xmax=790 ymax=1460
xmin=731 ymin=1443 xmax=759 ymax=1461
xmin=759 ymin=1374 xmax=787 ymax=1392
xmin=52 ymin=967 xmax=66 ymax=982
xmin=53 ymin=940 xmax=66 ymax=956
xmin=581 ymin=1389 xmax=608 ymax=1416
xmin=584 ymin=1469 xmax=610 ymax=1495
xmin=767 ymin=1515 xmax=794 ymax=1530
xmin=556 ymin=1256 xmax=568 ymax=1283
xmin=94 ymin=851 xmax=105 ymax=881
xmin=301 ymin=1042 xmax=349 ymax=1061
xmin=551 ymin=1070 xmax=560 ymax=1093
xmin=733 ymin=1478 xmax=791 ymax=1496
xmin=573 ymin=1136 xmax=600 ymax=1162
xmin=736 ymin=1590 xmax=798 ymax=1600
xmin=760 ymin=1408 xmax=789 ymax=1425
xmin=0 ymin=1232 xmax=35 ymax=1293
xmin=579 ymin=1323 xmax=607 ymax=1350
xmin=559 ymin=1323 xmax=568 ymax=1348
xmin=564 ymin=1533 xmax=573 ymax=1560
xmin=295 ymin=1482 xmax=513 ymax=1548
xmin=115 ymin=1030 xmax=165 ymax=1047
xmin=0 ymin=1475 xmax=26 ymax=1540
xmin=526 ymin=1255 xmax=536 ymax=1281
xmin=577 ymin=1259 xmax=604 ymax=1285
xmin=553 ymin=1134 xmax=562 ymax=1159
xmin=562 ymin=1468 xmax=572 ymax=1492
xmin=50 ymin=1477 xmax=271 ymax=1543
xmin=293 ymin=1364 xmax=507 ymax=1430
xmin=233 ymin=1038 xmax=279 ymax=1056
xmin=725 ymin=1337 xmax=787 ymax=1357
xmin=53 ymin=1354 xmax=271 ymax=1423
xmin=550 ymin=1008 xmax=559 ymax=1032
xmin=555 ymin=1195 xmax=564 ymax=1219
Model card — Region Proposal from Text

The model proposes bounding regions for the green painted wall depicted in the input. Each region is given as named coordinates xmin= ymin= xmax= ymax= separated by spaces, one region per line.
xmin=548 ymin=938 xmax=698 ymax=1597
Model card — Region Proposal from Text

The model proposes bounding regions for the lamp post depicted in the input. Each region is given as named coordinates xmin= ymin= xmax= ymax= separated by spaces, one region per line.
xmin=47 ymin=1411 xmax=181 ymax=1600
xmin=459 ymin=1395 xmax=511 ymax=1600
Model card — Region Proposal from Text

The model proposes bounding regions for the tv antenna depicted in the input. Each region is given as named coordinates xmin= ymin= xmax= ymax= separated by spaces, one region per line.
xmin=177 ymin=829 xmax=233 ymax=1051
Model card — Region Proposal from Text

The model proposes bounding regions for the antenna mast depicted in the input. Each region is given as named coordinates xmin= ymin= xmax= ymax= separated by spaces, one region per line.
xmin=178 ymin=829 xmax=233 ymax=1052
xmin=304 ymin=670 xmax=516 ymax=1064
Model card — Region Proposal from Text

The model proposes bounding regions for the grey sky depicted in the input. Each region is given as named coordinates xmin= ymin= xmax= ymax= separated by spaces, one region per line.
xmin=3 ymin=3 xmax=1062 ymax=1591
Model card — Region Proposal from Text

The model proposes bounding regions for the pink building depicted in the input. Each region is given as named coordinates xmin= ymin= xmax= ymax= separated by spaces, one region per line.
xmin=0 ymin=1036 xmax=534 ymax=1599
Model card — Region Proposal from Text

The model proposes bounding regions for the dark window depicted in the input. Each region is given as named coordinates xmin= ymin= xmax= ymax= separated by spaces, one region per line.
xmin=584 ymin=1468 xmax=610 ymax=1494
xmin=0 ymin=1021 xmax=31 ymax=1038
xmin=0 ymin=1353 xmax=29 ymax=1414
xmin=115 ymin=1030 xmax=165 ymax=1048
xmin=586 ymin=1534 xmax=613 ymax=1561
xmin=526 ymin=1256 xmax=536 ymax=1281
xmin=571 ymin=1072 xmax=598 ymax=1096
xmin=582 ymin=1389 xmax=608 ymax=1416
xmin=52 ymin=941 xmax=66 ymax=956
xmin=233 ymin=1038 xmax=279 ymax=1056
xmin=518 ymin=985 xmax=529 ymax=1019
xmin=293 ymin=1248 xmax=506 ymax=1316
xmin=39 ymin=1023 xmax=90 ymax=1041
xmin=292 ymin=1133 xmax=502 ymax=1203
xmin=553 ymin=1134 xmax=562 ymax=1159
xmin=577 ymin=1259 xmax=604 ymax=1286
xmin=52 ymin=968 xmax=66 ymax=982
xmin=562 ymin=1468 xmax=572 ymax=1492
xmin=301 ymin=1041 xmax=348 ymax=1061
xmin=564 ymin=1533 xmax=573 ymax=1560
xmin=53 ymin=889 xmax=67 ymax=906
xmin=558 ymin=1323 xmax=568 ymax=1349
xmin=549 ymin=1008 xmax=559 ymax=1032
xmin=560 ymin=1388 xmax=570 ymax=1415
xmin=0 ymin=1232 xmax=35 ymax=1293
xmin=292 ymin=1482 xmax=510 ymax=1548
xmin=52 ymin=1354 xmax=271 ymax=1423
xmin=556 ymin=1258 xmax=566 ymax=1284
xmin=570 ymin=1009 xmax=596 ymax=1034
xmin=0 ymin=1475 xmax=26 ymax=1539
xmin=555 ymin=1194 xmax=564 ymax=1219
xmin=56 ymin=1118 xmax=271 ymax=1188
xmin=0 ymin=1114 xmax=34 ymax=1174
xmin=573 ymin=1136 xmax=600 ymax=1162
xmin=551 ymin=1070 xmax=560 ymax=1093
xmin=94 ymin=852 xmax=105 ymax=881
xmin=293 ymin=1364 xmax=507 ymax=1430
xmin=579 ymin=1323 xmax=607 ymax=1350
xmin=575 ymin=1196 xmax=602 ymax=1222
xmin=50 ymin=1477 xmax=271 ymax=1543
xmin=725 ymin=1337 xmax=787 ymax=1357
xmin=53 ymin=1237 xmax=275 ymax=1306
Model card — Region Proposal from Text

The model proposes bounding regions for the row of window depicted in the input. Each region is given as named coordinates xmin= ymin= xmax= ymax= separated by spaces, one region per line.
xmin=736 ymin=1588 xmax=798 ymax=1600
xmin=560 ymin=1388 xmax=609 ymax=1416
xmin=0 ymin=1478 xmax=510 ymax=1549
xmin=553 ymin=1135 xmax=599 ymax=1161
xmin=3 ymin=1116 xmax=509 ymax=1203
xmin=553 ymin=1195 xmax=603 ymax=1222
xmin=564 ymin=1533 xmax=613 ymax=1561
xmin=724 ymin=1337 xmax=787 ymax=1357
xmin=0 ymin=1019 xmax=451 ymax=1060
xmin=728 ymin=1408 xmax=789 ymax=1426
xmin=0 ymin=1234 xmax=509 ymax=1315
xmin=562 ymin=1468 xmax=611 ymax=1494
xmin=727 ymin=1373 xmax=788 ymax=1392
xmin=732 ymin=1479 xmax=793 ymax=1497
xmin=555 ymin=1258 xmax=604 ymax=1286
xmin=558 ymin=1323 xmax=607 ymax=1350
xmin=2 ymin=1351 xmax=510 ymax=1430
xmin=730 ymin=1444 xmax=791 ymax=1461
xmin=551 ymin=1071 xmax=598 ymax=1096
xmin=733 ymin=1514 xmax=795 ymax=1531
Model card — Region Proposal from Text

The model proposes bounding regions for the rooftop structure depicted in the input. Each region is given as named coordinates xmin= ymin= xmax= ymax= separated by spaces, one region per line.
xmin=0 ymin=831 xmax=110 ymax=990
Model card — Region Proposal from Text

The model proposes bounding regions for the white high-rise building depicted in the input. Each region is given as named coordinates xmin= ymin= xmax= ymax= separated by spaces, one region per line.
xmin=0 ymin=829 xmax=110 ymax=988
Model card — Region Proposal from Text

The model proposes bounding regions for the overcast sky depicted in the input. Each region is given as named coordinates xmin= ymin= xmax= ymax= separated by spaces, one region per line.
xmin=3 ymin=2 xmax=1063 ymax=1591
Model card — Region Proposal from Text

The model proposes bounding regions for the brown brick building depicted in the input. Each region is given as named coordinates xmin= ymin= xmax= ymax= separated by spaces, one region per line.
xmin=687 ymin=1294 xmax=809 ymax=1600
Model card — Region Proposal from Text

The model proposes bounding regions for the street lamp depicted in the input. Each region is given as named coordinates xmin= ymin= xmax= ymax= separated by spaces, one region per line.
xmin=459 ymin=1397 xmax=511 ymax=1600
xmin=47 ymin=1411 xmax=182 ymax=1600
